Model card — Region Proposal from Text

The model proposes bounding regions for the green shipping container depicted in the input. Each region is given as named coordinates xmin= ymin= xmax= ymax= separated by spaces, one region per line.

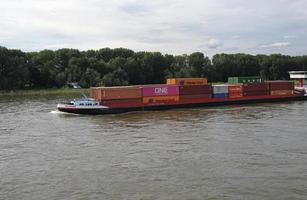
xmin=228 ymin=76 xmax=262 ymax=84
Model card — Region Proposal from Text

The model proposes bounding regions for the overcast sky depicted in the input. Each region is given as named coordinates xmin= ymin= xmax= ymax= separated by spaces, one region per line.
xmin=1 ymin=0 xmax=307 ymax=56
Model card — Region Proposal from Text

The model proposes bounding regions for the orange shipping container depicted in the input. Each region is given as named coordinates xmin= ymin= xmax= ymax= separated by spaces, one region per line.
xmin=167 ymin=78 xmax=208 ymax=85
xmin=90 ymin=86 xmax=142 ymax=100
xmin=143 ymin=96 xmax=179 ymax=104
xmin=270 ymin=90 xmax=293 ymax=96
xmin=100 ymin=98 xmax=142 ymax=104
xmin=90 ymin=88 xmax=102 ymax=99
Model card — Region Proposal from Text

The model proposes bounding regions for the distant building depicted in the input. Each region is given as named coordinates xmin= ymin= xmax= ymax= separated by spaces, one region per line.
xmin=68 ymin=82 xmax=82 ymax=89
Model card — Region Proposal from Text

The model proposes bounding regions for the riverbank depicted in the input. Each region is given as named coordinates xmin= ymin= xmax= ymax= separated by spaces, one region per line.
xmin=0 ymin=88 xmax=90 ymax=97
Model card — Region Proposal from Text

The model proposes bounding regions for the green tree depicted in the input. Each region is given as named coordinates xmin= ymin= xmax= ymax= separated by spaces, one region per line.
xmin=80 ymin=68 xmax=101 ymax=87
xmin=102 ymin=68 xmax=129 ymax=86
xmin=188 ymin=52 xmax=211 ymax=77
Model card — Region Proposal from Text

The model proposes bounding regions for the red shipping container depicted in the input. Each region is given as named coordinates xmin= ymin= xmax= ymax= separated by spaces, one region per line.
xmin=229 ymin=92 xmax=243 ymax=98
xmin=228 ymin=84 xmax=243 ymax=93
xmin=101 ymin=98 xmax=143 ymax=108
xmin=244 ymin=91 xmax=269 ymax=96
xmin=179 ymin=85 xmax=213 ymax=95
xmin=266 ymin=81 xmax=294 ymax=91
xmin=180 ymin=94 xmax=212 ymax=100
xmin=243 ymin=83 xmax=269 ymax=92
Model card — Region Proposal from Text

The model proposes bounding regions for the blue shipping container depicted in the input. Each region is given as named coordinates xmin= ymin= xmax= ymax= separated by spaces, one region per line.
xmin=213 ymin=93 xmax=228 ymax=98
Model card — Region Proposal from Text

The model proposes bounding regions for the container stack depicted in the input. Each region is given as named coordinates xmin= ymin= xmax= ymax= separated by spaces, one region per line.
xmin=227 ymin=76 xmax=269 ymax=98
xmin=90 ymin=86 xmax=143 ymax=107
xmin=243 ymin=82 xmax=270 ymax=96
xmin=167 ymin=78 xmax=212 ymax=100
xmin=228 ymin=84 xmax=244 ymax=98
xmin=141 ymin=84 xmax=179 ymax=104
xmin=89 ymin=76 xmax=296 ymax=109
xmin=179 ymin=85 xmax=212 ymax=100
xmin=213 ymin=85 xmax=229 ymax=98
xmin=266 ymin=81 xmax=294 ymax=96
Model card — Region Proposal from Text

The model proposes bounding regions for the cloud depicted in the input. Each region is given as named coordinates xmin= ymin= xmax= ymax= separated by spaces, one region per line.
xmin=260 ymin=42 xmax=291 ymax=48
xmin=283 ymin=35 xmax=295 ymax=39
xmin=0 ymin=0 xmax=307 ymax=56
xmin=206 ymin=39 xmax=222 ymax=49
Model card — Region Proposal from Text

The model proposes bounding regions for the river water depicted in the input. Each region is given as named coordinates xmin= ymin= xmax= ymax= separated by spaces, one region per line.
xmin=0 ymin=94 xmax=307 ymax=200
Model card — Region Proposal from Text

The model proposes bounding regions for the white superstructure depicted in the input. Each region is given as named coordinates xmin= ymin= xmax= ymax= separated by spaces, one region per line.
xmin=289 ymin=71 xmax=307 ymax=95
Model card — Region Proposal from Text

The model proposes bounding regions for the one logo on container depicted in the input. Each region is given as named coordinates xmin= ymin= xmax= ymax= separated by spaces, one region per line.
xmin=154 ymin=87 xmax=168 ymax=94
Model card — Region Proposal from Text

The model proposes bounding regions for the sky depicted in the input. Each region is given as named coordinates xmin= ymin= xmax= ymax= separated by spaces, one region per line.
xmin=1 ymin=0 xmax=307 ymax=56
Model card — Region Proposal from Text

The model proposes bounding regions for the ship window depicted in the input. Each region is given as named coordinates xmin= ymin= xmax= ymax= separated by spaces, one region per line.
xmin=80 ymin=103 xmax=84 ymax=105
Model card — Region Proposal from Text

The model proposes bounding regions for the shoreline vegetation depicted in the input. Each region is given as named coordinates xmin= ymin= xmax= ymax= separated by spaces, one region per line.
xmin=1 ymin=45 xmax=307 ymax=91
xmin=0 ymin=88 xmax=90 ymax=97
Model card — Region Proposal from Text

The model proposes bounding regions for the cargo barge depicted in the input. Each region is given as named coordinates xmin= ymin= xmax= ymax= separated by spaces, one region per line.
xmin=57 ymin=77 xmax=307 ymax=115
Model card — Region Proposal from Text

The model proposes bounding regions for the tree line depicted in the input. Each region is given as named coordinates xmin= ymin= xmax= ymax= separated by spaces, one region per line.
xmin=1 ymin=45 xmax=307 ymax=90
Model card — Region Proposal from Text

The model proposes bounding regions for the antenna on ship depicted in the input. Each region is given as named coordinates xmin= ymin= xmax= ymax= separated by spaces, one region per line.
xmin=81 ymin=92 xmax=88 ymax=99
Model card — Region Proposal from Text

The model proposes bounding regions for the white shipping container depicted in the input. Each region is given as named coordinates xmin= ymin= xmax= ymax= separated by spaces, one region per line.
xmin=213 ymin=85 xmax=229 ymax=94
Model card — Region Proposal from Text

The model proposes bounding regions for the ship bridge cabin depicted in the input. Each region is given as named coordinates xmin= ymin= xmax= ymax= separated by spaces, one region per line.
xmin=289 ymin=71 xmax=307 ymax=87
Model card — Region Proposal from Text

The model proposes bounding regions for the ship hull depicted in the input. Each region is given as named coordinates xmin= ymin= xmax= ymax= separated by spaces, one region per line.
xmin=57 ymin=94 xmax=307 ymax=115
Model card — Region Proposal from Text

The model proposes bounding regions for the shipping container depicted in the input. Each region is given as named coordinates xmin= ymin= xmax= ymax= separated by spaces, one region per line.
xmin=101 ymin=98 xmax=143 ymax=108
xmin=167 ymin=78 xmax=208 ymax=85
xmin=179 ymin=85 xmax=212 ymax=95
xmin=229 ymin=92 xmax=243 ymax=98
xmin=142 ymin=85 xmax=179 ymax=97
xmin=244 ymin=91 xmax=269 ymax=96
xmin=90 ymin=88 xmax=99 ymax=99
xmin=101 ymin=98 xmax=142 ymax=104
xmin=90 ymin=86 xmax=142 ymax=100
xmin=243 ymin=82 xmax=269 ymax=92
xmin=266 ymin=81 xmax=295 ymax=91
xmin=213 ymin=85 xmax=229 ymax=94
xmin=270 ymin=90 xmax=293 ymax=96
xmin=143 ymin=96 xmax=179 ymax=104
xmin=213 ymin=93 xmax=228 ymax=98
xmin=180 ymin=94 xmax=212 ymax=100
xmin=228 ymin=76 xmax=262 ymax=84
xmin=228 ymin=84 xmax=244 ymax=93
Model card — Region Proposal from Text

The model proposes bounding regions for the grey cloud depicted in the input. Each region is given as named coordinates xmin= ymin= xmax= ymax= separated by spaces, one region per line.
xmin=0 ymin=0 xmax=307 ymax=56
xmin=118 ymin=3 xmax=151 ymax=15
xmin=260 ymin=42 xmax=291 ymax=48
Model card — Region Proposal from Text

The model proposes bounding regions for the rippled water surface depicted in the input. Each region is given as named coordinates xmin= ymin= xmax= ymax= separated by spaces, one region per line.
xmin=1 ymin=95 xmax=307 ymax=200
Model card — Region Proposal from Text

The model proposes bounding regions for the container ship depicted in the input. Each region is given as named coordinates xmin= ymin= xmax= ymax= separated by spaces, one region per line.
xmin=57 ymin=76 xmax=307 ymax=115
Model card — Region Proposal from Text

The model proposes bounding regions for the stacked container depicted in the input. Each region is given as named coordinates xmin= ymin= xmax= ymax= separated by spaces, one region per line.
xmin=243 ymin=82 xmax=269 ymax=96
xmin=179 ymin=85 xmax=212 ymax=100
xmin=141 ymin=84 xmax=179 ymax=104
xmin=213 ymin=85 xmax=229 ymax=98
xmin=90 ymin=86 xmax=143 ymax=108
xmin=228 ymin=84 xmax=244 ymax=98
xmin=228 ymin=76 xmax=262 ymax=84
xmin=91 ymin=86 xmax=142 ymax=100
xmin=266 ymin=81 xmax=294 ymax=96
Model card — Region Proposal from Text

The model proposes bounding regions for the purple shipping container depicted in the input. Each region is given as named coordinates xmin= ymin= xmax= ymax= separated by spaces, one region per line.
xmin=142 ymin=85 xmax=179 ymax=97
